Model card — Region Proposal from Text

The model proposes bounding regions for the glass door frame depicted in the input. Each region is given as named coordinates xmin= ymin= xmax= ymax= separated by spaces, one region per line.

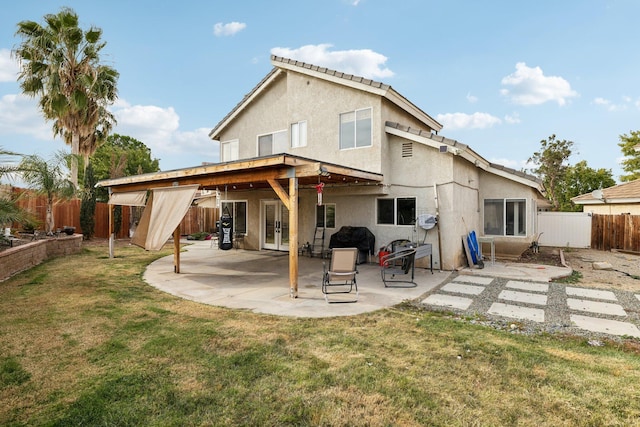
xmin=261 ymin=200 xmax=289 ymax=251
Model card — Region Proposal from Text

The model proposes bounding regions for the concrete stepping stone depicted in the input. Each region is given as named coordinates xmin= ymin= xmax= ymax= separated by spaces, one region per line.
xmin=453 ymin=275 xmax=494 ymax=285
xmin=488 ymin=302 xmax=545 ymax=322
xmin=441 ymin=282 xmax=485 ymax=295
xmin=566 ymin=298 xmax=627 ymax=317
xmin=566 ymin=287 xmax=617 ymax=301
xmin=570 ymin=314 xmax=640 ymax=338
xmin=422 ymin=294 xmax=473 ymax=310
xmin=635 ymin=294 xmax=640 ymax=303
xmin=498 ymin=289 xmax=548 ymax=306
xmin=506 ymin=280 xmax=549 ymax=293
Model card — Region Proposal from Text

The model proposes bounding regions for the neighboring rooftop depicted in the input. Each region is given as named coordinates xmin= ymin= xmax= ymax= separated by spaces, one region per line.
xmin=572 ymin=179 xmax=640 ymax=204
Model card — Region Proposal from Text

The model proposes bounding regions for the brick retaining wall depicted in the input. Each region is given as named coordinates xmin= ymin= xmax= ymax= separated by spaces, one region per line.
xmin=0 ymin=234 xmax=83 ymax=282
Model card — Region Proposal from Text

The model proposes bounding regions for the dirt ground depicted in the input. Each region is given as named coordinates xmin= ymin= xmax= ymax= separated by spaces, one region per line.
xmin=519 ymin=246 xmax=640 ymax=292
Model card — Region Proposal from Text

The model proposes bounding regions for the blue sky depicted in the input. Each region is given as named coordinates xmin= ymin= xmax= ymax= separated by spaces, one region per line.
xmin=1 ymin=0 xmax=638 ymax=184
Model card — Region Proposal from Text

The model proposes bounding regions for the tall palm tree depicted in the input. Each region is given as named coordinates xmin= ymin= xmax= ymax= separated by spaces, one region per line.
xmin=14 ymin=7 xmax=119 ymax=187
xmin=19 ymin=152 xmax=75 ymax=233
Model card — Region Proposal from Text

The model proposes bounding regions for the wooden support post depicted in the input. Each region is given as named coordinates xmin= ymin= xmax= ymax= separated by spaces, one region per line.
xmin=289 ymin=177 xmax=299 ymax=298
xmin=173 ymin=226 xmax=181 ymax=273
xmin=108 ymin=203 xmax=114 ymax=259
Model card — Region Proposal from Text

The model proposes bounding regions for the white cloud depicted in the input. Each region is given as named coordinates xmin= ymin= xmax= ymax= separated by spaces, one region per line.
xmin=0 ymin=93 xmax=52 ymax=140
xmin=0 ymin=49 xmax=19 ymax=83
xmin=436 ymin=112 xmax=501 ymax=130
xmin=593 ymin=96 xmax=628 ymax=112
xmin=504 ymin=112 xmax=521 ymax=124
xmin=466 ymin=92 xmax=478 ymax=103
xmin=111 ymin=100 xmax=215 ymax=163
xmin=500 ymin=62 xmax=578 ymax=106
xmin=271 ymin=44 xmax=394 ymax=80
xmin=213 ymin=22 xmax=246 ymax=37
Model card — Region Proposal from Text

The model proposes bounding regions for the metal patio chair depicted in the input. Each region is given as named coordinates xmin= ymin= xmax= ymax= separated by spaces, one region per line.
xmin=380 ymin=245 xmax=417 ymax=288
xmin=322 ymin=247 xmax=358 ymax=303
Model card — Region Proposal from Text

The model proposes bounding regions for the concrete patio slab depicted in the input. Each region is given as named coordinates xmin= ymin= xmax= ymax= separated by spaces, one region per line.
xmin=422 ymin=294 xmax=474 ymax=310
xmin=452 ymin=275 xmax=494 ymax=285
xmin=566 ymin=298 xmax=627 ymax=317
xmin=488 ymin=302 xmax=545 ymax=322
xmin=441 ymin=282 xmax=485 ymax=295
xmin=498 ymin=289 xmax=548 ymax=306
xmin=506 ymin=280 xmax=549 ymax=293
xmin=460 ymin=262 xmax=571 ymax=282
xmin=570 ymin=314 xmax=640 ymax=338
xmin=143 ymin=241 xmax=450 ymax=318
xmin=566 ymin=287 xmax=617 ymax=301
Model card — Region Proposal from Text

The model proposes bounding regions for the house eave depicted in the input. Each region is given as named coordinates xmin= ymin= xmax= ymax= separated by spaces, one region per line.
xmin=573 ymin=198 xmax=640 ymax=205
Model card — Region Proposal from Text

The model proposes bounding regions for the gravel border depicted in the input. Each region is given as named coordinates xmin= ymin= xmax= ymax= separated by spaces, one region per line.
xmin=412 ymin=272 xmax=640 ymax=343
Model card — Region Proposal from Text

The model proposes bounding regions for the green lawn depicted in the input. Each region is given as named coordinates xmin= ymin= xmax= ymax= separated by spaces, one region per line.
xmin=1 ymin=243 xmax=639 ymax=426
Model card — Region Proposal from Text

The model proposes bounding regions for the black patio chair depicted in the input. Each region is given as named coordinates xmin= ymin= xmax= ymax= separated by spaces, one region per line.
xmin=380 ymin=246 xmax=417 ymax=287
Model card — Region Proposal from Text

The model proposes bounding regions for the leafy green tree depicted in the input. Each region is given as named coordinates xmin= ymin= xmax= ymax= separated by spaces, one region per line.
xmin=528 ymin=134 xmax=574 ymax=211
xmin=91 ymin=134 xmax=160 ymax=201
xmin=79 ymin=162 xmax=96 ymax=240
xmin=618 ymin=130 xmax=640 ymax=182
xmin=557 ymin=160 xmax=616 ymax=211
xmin=14 ymin=7 xmax=119 ymax=187
xmin=19 ymin=152 xmax=75 ymax=233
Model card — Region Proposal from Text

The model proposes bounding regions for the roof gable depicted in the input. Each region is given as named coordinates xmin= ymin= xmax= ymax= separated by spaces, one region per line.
xmin=385 ymin=121 xmax=544 ymax=194
xmin=209 ymin=55 xmax=442 ymax=140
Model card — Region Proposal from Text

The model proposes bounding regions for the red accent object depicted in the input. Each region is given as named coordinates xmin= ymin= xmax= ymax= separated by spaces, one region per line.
xmin=315 ymin=182 xmax=325 ymax=193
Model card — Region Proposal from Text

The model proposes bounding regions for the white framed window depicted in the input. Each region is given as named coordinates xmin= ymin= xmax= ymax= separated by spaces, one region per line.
xmin=258 ymin=130 xmax=287 ymax=156
xmin=376 ymin=197 xmax=415 ymax=225
xmin=484 ymin=198 xmax=526 ymax=236
xmin=221 ymin=200 xmax=247 ymax=235
xmin=291 ymin=121 xmax=307 ymax=148
xmin=316 ymin=204 xmax=336 ymax=228
xmin=339 ymin=107 xmax=372 ymax=149
xmin=221 ymin=139 xmax=239 ymax=162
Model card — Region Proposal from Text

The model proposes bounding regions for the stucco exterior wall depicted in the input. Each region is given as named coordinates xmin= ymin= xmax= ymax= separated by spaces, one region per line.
xmin=216 ymin=71 xmax=384 ymax=174
xmin=477 ymin=170 xmax=541 ymax=257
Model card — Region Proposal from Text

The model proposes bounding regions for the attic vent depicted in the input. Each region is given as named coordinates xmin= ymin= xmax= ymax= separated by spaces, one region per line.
xmin=401 ymin=142 xmax=413 ymax=158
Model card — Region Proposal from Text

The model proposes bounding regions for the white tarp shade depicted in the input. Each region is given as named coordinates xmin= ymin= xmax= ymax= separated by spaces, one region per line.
xmin=194 ymin=195 xmax=217 ymax=208
xmin=131 ymin=185 xmax=199 ymax=251
xmin=108 ymin=191 xmax=147 ymax=207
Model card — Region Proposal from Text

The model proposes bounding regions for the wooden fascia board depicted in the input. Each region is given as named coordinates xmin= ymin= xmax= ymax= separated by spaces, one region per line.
xmin=99 ymin=155 xmax=291 ymax=188
xmin=208 ymin=69 xmax=283 ymax=140
xmin=383 ymin=90 xmax=443 ymax=132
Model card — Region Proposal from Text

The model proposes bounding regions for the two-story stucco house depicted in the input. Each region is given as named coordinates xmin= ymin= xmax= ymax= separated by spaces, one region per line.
xmin=99 ymin=55 xmax=546 ymax=294
xmin=207 ymin=55 xmax=545 ymax=270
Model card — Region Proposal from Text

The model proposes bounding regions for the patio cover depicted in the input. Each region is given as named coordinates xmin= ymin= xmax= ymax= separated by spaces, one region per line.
xmin=97 ymin=154 xmax=383 ymax=297
xmin=107 ymin=190 xmax=147 ymax=207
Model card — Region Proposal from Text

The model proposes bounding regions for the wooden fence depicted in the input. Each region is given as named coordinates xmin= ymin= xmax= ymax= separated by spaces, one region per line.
xmin=10 ymin=189 xmax=218 ymax=239
xmin=591 ymin=214 xmax=640 ymax=252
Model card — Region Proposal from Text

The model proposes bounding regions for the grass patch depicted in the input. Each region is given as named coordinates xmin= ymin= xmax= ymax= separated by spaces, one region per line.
xmin=1 ymin=242 xmax=640 ymax=425
xmin=554 ymin=270 xmax=583 ymax=284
